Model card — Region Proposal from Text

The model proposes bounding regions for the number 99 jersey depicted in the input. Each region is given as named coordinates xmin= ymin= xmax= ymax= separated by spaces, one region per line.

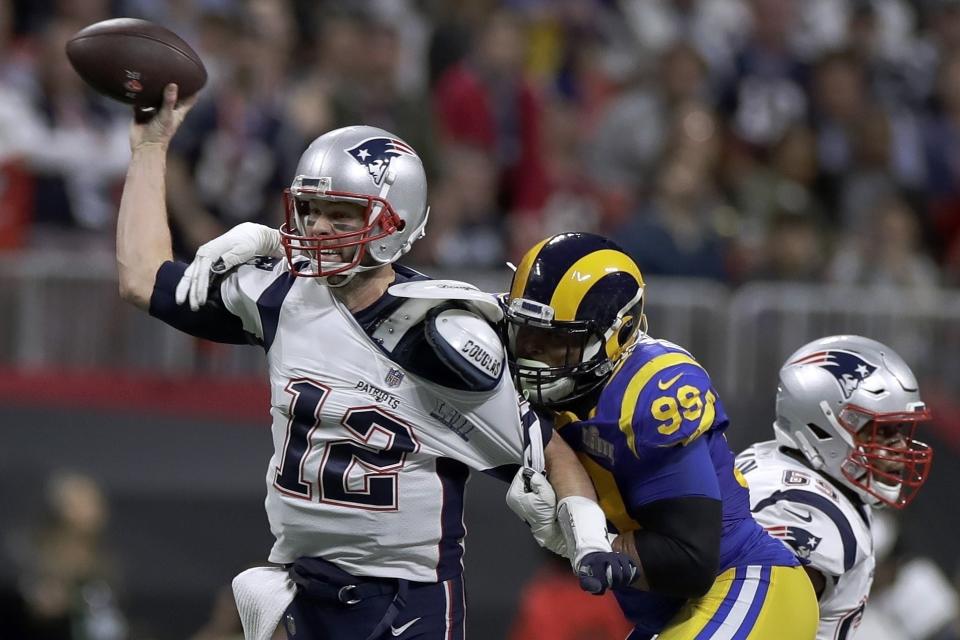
xmin=736 ymin=441 xmax=874 ymax=640
xmin=555 ymin=336 xmax=800 ymax=633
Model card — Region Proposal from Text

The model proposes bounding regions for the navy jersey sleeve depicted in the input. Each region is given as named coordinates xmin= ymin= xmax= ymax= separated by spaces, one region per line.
xmin=148 ymin=260 xmax=259 ymax=345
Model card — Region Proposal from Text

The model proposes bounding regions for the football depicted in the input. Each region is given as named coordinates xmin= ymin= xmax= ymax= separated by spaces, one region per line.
xmin=65 ymin=18 xmax=207 ymax=115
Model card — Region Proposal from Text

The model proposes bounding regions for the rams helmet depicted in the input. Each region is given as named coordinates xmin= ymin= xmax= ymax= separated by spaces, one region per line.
xmin=280 ymin=125 xmax=429 ymax=285
xmin=774 ymin=335 xmax=933 ymax=509
xmin=503 ymin=233 xmax=645 ymax=408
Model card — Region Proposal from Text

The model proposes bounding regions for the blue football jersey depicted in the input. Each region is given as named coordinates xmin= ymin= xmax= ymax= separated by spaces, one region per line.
xmin=555 ymin=336 xmax=798 ymax=633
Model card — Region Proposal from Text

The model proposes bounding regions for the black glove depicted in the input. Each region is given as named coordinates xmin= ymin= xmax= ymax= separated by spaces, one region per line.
xmin=577 ymin=551 xmax=638 ymax=595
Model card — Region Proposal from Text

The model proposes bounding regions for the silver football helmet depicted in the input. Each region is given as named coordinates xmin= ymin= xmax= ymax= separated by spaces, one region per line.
xmin=773 ymin=335 xmax=933 ymax=509
xmin=280 ymin=125 xmax=429 ymax=284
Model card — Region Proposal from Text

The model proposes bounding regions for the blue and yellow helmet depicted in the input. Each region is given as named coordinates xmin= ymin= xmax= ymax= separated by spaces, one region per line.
xmin=504 ymin=232 xmax=646 ymax=408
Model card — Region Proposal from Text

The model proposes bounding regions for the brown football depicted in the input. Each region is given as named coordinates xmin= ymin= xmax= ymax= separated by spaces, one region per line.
xmin=65 ymin=18 xmax=207 ymax=113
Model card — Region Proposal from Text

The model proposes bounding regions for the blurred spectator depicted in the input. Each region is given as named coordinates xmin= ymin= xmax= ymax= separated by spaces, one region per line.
xmin=426 ymin=0 xmax=495 ymax=86
xmin=506 ymin=94 xmax=606 ymax=260
xmin=828 ymin=195 xmax=940 ymax=292
xmin=720 ymin=0 xmax=809 ymax=148
xmin=166 ymin=10 xmax=299 ymax=257
xmin=327 ymin=9 xmax=436 ymax=176
xmin=411 ymin=144 xmax=505 ymax=268
xmin=911 ymin=0 xmax=960 ymax=104
xmin=434 ymin=9 xmax=549 ymax=213
xmin=728 ymin=124 xmax=826 ymax=271
xmin=846 ymin=0 xmax=928 ymax=109
xmin=620 ymin=0 xmax=750 ymax=79
xmin=587 ymin=42 xmax=712 ymax=208
xmin=810 ymin=49 xmax=869 ymax=195
xmin=751 ymin=210 xmax=827 ymax=281
xmin=508 ymin=552 xmax=632 ymax=640
xmin=811 ymin=49 xmax=925 ymax=227
xmin=614 ymin=146 xmax=730 ymax=281
xmin=3 ymin=0 xmax=959 ymax=284
xmin=8 ymin=472 xmax=126 ymax=640
xmin=925 ymin=49 xmax=960 ymax=275
xmin=0 ymin=1 xmax=33 ymax=249
xmin=3 ymin=18 xmax=129 ymax=247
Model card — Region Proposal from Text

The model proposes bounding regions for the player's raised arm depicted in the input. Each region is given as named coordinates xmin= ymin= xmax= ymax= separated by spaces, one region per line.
xmin=116 ymin=83 xmax=197 ymax=310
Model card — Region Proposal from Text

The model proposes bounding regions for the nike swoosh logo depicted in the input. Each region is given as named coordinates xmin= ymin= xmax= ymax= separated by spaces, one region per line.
xmin=784 ymin=507 xmax=813 ymax=523
xmin=657 ymin=373 xmax=682 ymax=390
xmin=391 ymin=617 xmax=422 ymax=637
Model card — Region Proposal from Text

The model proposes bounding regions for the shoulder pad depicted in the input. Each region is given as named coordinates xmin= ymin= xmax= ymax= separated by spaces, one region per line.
xmin=752 ymin=488 xmax=863 ymax=576
xmin=424 ymin=306 xmax=505 ymax=391
xmin=388 ymin=280 xmax=503 ymax=323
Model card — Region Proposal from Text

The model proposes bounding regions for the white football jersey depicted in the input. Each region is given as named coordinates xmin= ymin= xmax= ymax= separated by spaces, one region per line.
xmin=736 ymin=441 xmax=874 ymax=640
xmin=218 ymin=259 xmax=529 ymax=582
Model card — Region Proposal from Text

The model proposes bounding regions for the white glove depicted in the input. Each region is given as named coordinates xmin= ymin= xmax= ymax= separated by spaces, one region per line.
xmin=557 ymin=495 xmax=613 ymax=570
xmin=175 ymin=222 xmax=283 ymax=310
xmin=506 ymin=468 xmax=568 ymax=557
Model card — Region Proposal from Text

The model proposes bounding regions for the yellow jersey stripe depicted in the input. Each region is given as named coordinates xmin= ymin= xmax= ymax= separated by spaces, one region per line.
xmin=576 ymin=453 xmax=640 ymax=533
xmin=618 ymin=352 xmax=701 ymax=456
xmin=548 ymin=249 xmax=643 ymax=321
xmin=509 ymin=238 xmax=550 ymax=299
xmin=553 ymin=411 xmax=580 ymax=430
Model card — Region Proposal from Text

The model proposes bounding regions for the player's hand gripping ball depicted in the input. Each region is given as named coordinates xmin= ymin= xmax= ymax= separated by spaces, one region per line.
xmin=65 ymin=18 xmax=206 ymax=122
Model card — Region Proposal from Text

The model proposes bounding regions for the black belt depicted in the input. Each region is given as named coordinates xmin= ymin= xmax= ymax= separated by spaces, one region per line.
xmin=288 ymin=557 xmax=410 ymax=640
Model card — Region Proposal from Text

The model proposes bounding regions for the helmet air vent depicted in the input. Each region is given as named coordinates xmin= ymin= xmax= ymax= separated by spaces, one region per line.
xmin=807 ymin=423 xmax=832 ymax=440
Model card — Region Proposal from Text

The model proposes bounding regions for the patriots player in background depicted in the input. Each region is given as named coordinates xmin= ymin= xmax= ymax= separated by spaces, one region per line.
xmin=113 ymin=85 xmax=633 ymax=640
xmin=735 ymin=336 xmax=934 ymax=639
xmin=501 ymin=232 xmax=819 ymax=639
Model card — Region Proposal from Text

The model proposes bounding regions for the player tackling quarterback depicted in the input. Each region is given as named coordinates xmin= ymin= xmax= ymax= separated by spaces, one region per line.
xmin=498 ymin=232 xmax=819 ymax=639
xmin=736 ymin=335 xmax=934 ymax=639
xmin=114 ymin=85 xmax=634 ymax=640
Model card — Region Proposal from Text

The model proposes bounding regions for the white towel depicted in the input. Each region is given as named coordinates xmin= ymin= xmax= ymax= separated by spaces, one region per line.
xmin=232 ymin=566 xmax=298 ymax=640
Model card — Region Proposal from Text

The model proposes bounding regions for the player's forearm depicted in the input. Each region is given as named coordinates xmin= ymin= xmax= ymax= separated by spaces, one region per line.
xmin=611 ymin=533 xmax=651 ymax=590
xmin=619 ymin=497 xmax=722 ymax=596
xmin=117 ymin=142 xmax=174 ymax=310
xmin=544 ymin=436 xmax=597 ymax=500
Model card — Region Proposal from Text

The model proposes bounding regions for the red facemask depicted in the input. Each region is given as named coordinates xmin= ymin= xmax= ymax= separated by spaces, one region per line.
xmin=280 ymin=188 xmax=405 ymax=278
xmin=837 ymin=404 xmax=933 ymax=508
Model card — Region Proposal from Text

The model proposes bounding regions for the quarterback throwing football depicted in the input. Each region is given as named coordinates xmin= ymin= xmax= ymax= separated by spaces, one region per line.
xmin=113 ymin=85 xmax=632 ymax=640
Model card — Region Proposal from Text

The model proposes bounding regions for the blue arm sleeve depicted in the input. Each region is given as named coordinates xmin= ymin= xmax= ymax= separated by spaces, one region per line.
xmin=148 ymin=261 xmax=259 ymax=345
xmin=620 ymin=435 xmax=721 ymax=511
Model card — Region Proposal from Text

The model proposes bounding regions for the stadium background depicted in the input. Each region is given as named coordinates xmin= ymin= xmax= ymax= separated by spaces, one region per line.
xmin=2 ymin=0 xmax=960 ymax=638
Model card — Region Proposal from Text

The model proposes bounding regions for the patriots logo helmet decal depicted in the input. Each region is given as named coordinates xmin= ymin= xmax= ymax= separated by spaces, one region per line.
xmin=789 ymin=349 xmax=878 ymax=399
xmin=345 ymin=137 xmax=418 ymax=186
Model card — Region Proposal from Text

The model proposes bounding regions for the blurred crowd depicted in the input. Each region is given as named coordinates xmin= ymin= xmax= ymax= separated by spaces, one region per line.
xmin=5 ymin=0 xmax=960 ymax=288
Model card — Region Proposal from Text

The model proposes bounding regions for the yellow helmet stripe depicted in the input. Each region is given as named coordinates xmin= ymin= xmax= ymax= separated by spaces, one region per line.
xmin=618 ymin=352 xmax=701 ymax=456
xmin=549 ymin=249 xmax=643 ymax=321
xmin=509 ymin=238 xmax=550 ymax=300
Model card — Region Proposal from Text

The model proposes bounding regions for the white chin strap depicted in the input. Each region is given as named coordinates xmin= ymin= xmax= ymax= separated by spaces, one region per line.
xmin=303 ymin=257 xmax=384 ymax=288
xmin=517 ymin=358 xmax=576 ymax=403
xmin=841 ymin=456 xmax=902 ymax=507
xmin=869 ymin=479 xmax=903 ymax=506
